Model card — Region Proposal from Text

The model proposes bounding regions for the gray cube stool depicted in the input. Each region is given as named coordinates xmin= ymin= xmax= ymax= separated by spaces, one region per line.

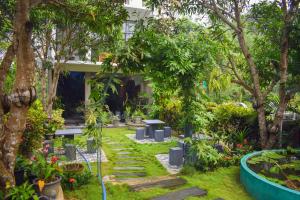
xmin=154 ymin=130 xmax=164 ymax=142
xmin=44 ymin=140 xmax=54 ymax=154
xmin=145 ymin=125 xmax=150 ymax=136
xmin=87 ymin=138 xmax=96 ymax=153
xmin=136 ymin=128 xmax=145 ymax=140
xmin=164 ymin=126 xmax=172 ymax=138
xmin=169 ymin=147 xmax=183 ymax=166
xmin=65 ymin=144 xmax=76 ymax=161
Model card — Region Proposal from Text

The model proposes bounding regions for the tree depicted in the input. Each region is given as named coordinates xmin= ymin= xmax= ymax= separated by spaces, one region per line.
xmin=0 ymin=0 xmax=127 ymax=190
xmin=116 ymin=18 xmax=219 ymax=137
xmin=147 ymin=0 xmax=300 ymax=149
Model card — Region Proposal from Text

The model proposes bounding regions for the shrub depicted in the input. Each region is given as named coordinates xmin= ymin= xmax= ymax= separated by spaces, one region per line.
xmin=62 ymin=170 xmax=92 ymax=190
xmin=45 ymin=109 xmax=65 ymax=134
xmin=209 ymin=102 xmax=257 ymax=144
xmin=19 ymin=100 xmax=47 ymax=156
xmin=157 ymin=98 xmax=183 ymax=132
xmin=185 ymin=139 xmax=223 ymax=171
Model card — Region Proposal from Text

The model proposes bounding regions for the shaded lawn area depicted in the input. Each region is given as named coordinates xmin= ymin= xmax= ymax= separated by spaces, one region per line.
xmin=65 ymin=127 xmax=252 ymax=200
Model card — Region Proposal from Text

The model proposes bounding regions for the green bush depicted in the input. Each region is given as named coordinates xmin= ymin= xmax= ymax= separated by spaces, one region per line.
xmin=45 ymin=109 xmax=65 ymax=134
xmin=209 ymin=102 xmax=257 ymax=144
xmin=185 ymin=138 xmax=249 ymax=171
xmin=62 ymin=170 xmax=92 ymax=190
xmin=19 ymin=100 xmax=47 ymax=156
xmin=156 ymin=98 xmax=183 ymax=132
xmin=186 ymin=139 xmax=223 ymax=171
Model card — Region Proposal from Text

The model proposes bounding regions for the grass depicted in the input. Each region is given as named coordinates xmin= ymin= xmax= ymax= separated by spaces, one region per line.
xmin=64 ymin=127 xmax=253 ymax=200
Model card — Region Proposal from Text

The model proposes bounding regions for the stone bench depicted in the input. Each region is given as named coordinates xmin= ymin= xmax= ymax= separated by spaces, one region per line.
xmin=136 ymin=128 xmax=145 ymax=140
xmin=169 ymin=147 xmax=183 ymax=166
xmin=164 ymin=126 xmax=172 ymax=138
xmin=65 ymin=144 xmax=76 ymax=161
xmin=154 ymin=130 xmax=164 ymax=142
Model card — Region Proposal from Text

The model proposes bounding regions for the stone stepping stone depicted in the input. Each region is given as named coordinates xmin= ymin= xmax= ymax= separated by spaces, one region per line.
xmin=113 ymin=166 xmax=145 ymax=171
xmin=151 ymin=187 xmax=207 ymax=200
xmin=113 ymin=148 xmax=134 ymax=151
xmin=117 ymin=156 xmax=140 ymax=159
xmin=129 ymin=177 xmax=187 ymax=191
xmin=115 ymin=161 xmax=144 ymax=165
xmin=214 ymin=198 xmax=224 ymax=200
xmin=113 ymin=172 xmax=147 ymax=177
xmin=106 ymin=142 xmax=119 ymax=145
xmin=117 ymin=152 xmax=131 ymax=155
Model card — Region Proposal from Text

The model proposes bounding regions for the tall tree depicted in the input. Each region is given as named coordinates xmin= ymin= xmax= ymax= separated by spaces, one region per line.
xmin=0 ymin=0 xmax=127 ymax=190
xmin=147 ymin=0 xmax=300 ymax=149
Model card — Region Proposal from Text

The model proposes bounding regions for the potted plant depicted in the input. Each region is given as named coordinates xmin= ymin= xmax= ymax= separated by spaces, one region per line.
xmin=14 ymin=155 xmax=29 ymax=186
xmin=30 ymin=150 xmax=64 ymax=199
xmin=132 ymin=109 xmax=145 ymax=124
xmin=62 ymin=163 xmax=84 ymax=174
xmin=111 ymin=115 xmax=120 ymax=127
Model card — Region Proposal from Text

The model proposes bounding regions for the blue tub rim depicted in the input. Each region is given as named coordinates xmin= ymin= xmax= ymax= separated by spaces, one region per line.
xmin=240 ymin=149 xmax=300 ymax=195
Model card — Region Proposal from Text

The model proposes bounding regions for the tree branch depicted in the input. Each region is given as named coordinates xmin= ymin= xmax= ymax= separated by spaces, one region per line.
xmin=0 ymin=43 xmax=16 ymax=96
xmin=228 ymin=56 xmax=254 ymax=95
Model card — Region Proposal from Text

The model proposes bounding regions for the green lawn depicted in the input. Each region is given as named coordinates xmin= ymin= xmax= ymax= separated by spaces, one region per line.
xmin=64 ymin=127 xmax=253 ymax=200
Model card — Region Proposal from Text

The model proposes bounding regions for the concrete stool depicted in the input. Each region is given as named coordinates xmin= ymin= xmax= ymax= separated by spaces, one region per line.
xmin=164 ymin=126 xmax=172 ymax=138
xmin=44 ymin=140 xmax=54 ymax=154
xmin=65 ymin=144 xmax=76 ymax=161
xmin=145 ymin=125 xmax=150 ymax=136
xmin=169 ymin=147 xmax=183 ymax=166
xmin=136 ymin=128 xmax=145 ymax=140
xmin=87 ymin=138 xmax=96 ymax=153
xmin=154 ymin=130 xmax=164 ymax=142
xmin=178 ymin=141 xmax=187 ymax=157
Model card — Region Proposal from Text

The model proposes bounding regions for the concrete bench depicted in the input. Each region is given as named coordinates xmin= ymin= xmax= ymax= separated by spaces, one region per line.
xmin=136 ymin=128 xmax=145 ymax=140
xmin=169 ymin=147 xmax=183 ymax=166
xmin=55 ymin=128 xmax=82 ymax=140
xmin=154 ymin=130 xmax=164 ymax=142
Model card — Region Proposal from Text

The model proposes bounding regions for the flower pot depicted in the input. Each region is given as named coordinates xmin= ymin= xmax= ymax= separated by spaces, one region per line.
xmin=34 ymin=176 xmax=64 ymax=200
xmin=62 ymin=163 xmax=84 ymax=173
xmin=112 ymin=119 xmax=119 ymax=127
xmin=134 ymin=117 xmax=142 ymax=124
xmin=14 ymin=169 xmax=25 ymax=186
xmin=45 ymin=134 xmax=54 ymax=140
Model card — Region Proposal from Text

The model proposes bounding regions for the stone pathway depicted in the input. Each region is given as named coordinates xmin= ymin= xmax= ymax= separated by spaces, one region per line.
xmin=151 ymin=187 xmax=207 ymax=200
xmin=127 ymin=176 xmax=187 ymax=191
xmin=155 ymin=154 xmax=182 ymax=174
xmin=104 ymin=131 xmax=221 ymax=200
xmin=106 ymin=140 xmax=148 ymax=180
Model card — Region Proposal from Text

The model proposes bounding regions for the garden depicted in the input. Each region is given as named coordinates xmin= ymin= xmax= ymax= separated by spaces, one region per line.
xmin=0 ymin=0 xmax=300 ymax=200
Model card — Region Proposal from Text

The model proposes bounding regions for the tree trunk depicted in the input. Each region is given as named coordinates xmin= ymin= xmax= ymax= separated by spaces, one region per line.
xmin=47 ymin=64 xmax=61 ymax=115
xmin=40 ymin=65 xmax=47 ymax=110
xmin=235 ymin=30 xmax=270 ymax=148
xmin=0 ymin=0 xmax=36 ymax=189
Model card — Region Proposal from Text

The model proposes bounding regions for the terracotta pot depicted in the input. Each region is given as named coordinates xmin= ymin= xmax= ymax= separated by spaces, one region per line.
xmin=63 ymin=163 xmax=84 ymax=173
xmin=134 ymin=117 xmax=142 ymax=124
xmin=34 ymin=176 xmax=64 ymax=200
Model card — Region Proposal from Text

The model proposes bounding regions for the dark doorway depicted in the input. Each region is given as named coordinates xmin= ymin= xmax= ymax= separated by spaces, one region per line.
xmin=57 ymin=72 xmax=85 ymax=124
xmin=105 ymin=77 xmax=141 ymax=119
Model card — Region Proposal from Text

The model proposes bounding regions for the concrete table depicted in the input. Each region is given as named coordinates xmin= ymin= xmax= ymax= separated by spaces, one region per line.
xmin=55 ymin=128 xmax=82 ymax=140
xmin=142 ymin=120 xmax=165 ymax=138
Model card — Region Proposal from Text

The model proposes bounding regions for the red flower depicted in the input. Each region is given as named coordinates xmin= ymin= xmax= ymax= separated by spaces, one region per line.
xmin=69 ymin=178 xmax=76 ymax=184
xmin=51 ymin=156 xmax=59 ymax=164
xmin=236 ymin=143 xmax=243 ymax=149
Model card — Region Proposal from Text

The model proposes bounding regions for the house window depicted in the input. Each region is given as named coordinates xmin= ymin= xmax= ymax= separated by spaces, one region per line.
xmin=123 ymin=21 xmax=136 ymax=41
